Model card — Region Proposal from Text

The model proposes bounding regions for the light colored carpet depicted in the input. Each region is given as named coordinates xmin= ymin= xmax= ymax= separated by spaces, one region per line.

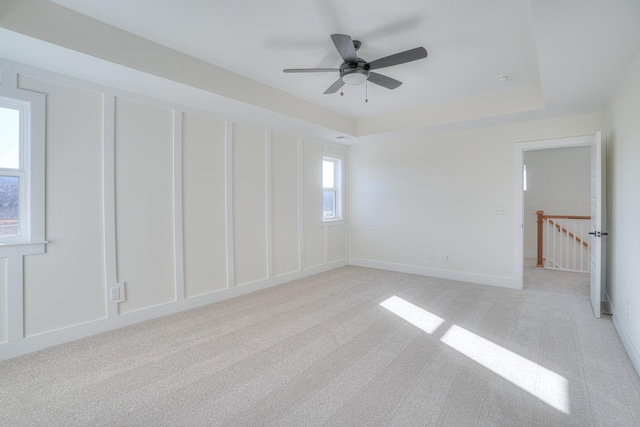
xmin=1 ymin=264 xmax=639 ymax=426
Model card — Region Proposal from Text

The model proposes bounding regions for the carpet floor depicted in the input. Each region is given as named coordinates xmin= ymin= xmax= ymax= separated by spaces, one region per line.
xmin=1 ymin=264 xmax=639 ymax=426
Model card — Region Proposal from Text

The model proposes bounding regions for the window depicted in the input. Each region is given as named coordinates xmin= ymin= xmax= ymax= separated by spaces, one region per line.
xmin=322 ymin=156 xmax=343 ymax=221
xmin=0 ymin=89 xmax=45 ymax=246
xmin=0 ymin=101 xmax=25 ymax=241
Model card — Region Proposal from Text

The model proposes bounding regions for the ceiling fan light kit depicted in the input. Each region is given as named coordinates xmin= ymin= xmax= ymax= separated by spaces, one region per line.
xmin=283 ymin=34 xmax=428 ymax=96
xmin=341 ymin=67 xmax=370 ymax=86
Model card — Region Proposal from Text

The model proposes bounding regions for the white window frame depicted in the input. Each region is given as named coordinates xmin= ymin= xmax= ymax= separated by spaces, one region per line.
xmin=322 ymin=154 xmax=344 ymax=223
xmin=0 ymin=98 xmax=28 ymax=242
xmin=0 ymin=74 xmax=46 ymax=253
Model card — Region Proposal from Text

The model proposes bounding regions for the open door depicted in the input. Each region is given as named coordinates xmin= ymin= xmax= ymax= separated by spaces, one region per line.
xmin=589 ymin=131 xmax=606 ymax=318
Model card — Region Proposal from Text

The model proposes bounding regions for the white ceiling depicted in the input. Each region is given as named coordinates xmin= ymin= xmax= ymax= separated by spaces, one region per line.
xmin=3 ymin=0 xmax=640 ymax=141
xmin=47 ymin=0 xmax=543 ymax=119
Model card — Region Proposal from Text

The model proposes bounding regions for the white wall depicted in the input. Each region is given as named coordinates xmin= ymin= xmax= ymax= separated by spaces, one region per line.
xmin=0 ymin=60 xmax=348 ymax=360
xmin=523 ymin=147 xmax=591 ymax=258
xmin=606 ymin=47 xmax=640 ymax=375
xmin=182 ymin=114 xmax=228 ymax=297
xmin=233 ymin=125 xmax=268 ymax=286
xmin=115 ymin=97 xmax=176 ymax=314
xmin=271 ymin=133 xmax=300 ymax=277
xmin=349 ymin=112 xmax=605 ymax=288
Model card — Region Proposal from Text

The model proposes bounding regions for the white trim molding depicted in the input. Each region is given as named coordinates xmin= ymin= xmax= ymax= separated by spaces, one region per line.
xmin=172 ymin=110 xmax=185 ymax=301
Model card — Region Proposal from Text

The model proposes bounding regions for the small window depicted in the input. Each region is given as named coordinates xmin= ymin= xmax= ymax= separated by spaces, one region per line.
xmin=0 ymin=103 xmax=25 ymax=240
xmin=322 ymin=156 xmax=343 ymax=221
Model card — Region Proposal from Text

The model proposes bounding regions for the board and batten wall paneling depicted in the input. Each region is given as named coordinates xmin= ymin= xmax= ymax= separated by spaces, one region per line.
xmin=233 ymin=124 xmax=268 ymax=286
xmin=115 ymin=97 xmax=176 ymax=313
xmin=271 ymin=133 xmax=299 ymax=276
xmin=182 ymin=113 xmax=228 ymax=297
xmin=18 ymin=76 xmax=106 ymax=336
xmin=0 ymin=258 xmax=6 ymax=343
xmin=0 ymin=59 xmax=350 ymax=362
xmin=302 ymin=140 xmax=325 ymax=268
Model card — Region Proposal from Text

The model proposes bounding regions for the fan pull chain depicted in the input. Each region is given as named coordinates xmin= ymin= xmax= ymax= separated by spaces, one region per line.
xmin=365 ymin=81 xmax=368 ymax=103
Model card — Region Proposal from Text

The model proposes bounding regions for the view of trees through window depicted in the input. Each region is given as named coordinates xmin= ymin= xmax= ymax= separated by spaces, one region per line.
xmin=0 ymin=176 xmax=19 ymax=236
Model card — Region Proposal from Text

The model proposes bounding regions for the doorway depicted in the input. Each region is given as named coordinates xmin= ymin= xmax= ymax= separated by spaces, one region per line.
xmin=514 ymin=133 xmax=605 ymax=318
xmin=523 ymin=146 xmax=591 ymax=272
xmin=514 ymin=135 xmax=593 ymax=286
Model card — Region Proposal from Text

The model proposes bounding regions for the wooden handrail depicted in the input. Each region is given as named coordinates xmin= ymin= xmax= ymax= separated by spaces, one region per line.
xmin=536 ymin=210 xmax=591 ymax=268
xmin=541 ymin=215 xmax=591 ymax=220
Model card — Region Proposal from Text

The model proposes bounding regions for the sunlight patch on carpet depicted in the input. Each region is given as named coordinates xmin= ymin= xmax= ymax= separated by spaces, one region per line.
xmin=379 ymin=295 xmax=570 ymax=414
xmin=379 ymin=296 xmax=444 ymax=334
xmin=440 ymin=324 xmax=570 ymax=414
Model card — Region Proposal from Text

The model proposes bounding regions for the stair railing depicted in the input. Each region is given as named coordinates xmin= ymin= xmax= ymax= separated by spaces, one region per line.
xmin=536 ymin=210 xmax=591 ymax=273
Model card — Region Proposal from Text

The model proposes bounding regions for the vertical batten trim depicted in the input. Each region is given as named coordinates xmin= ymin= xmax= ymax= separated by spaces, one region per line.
xmin=297 ymin=139 xmax=304 ymax=270
xmin=225 ymin=122 xmax=235 ymax=288
xmin=265 ymin=131 xmax=273 ymax=279
xmin=323 ymin=145 xmax=329 ymax=265
xmin=344 ymin=146 xmax=350 ymax=262
xmin=7 ymin=256 xmax=24 ymax=341
xmin=102 ymin=94 xmax=118 ymax=318
xmin=173 ymin=110 xmax=185 ymax=301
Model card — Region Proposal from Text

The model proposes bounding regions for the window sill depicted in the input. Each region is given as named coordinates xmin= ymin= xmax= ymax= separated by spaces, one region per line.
xmin=0 ymin=240 xmax=47 ymax=257
xmin=321 ymin=219 xmax=346 ymax=227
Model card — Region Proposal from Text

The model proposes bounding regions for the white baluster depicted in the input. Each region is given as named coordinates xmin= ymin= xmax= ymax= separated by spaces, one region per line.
xmin=552 ymin=220 xmax=556 ymax=269
xmin=572 ymin=219 xmax=577 ymax=271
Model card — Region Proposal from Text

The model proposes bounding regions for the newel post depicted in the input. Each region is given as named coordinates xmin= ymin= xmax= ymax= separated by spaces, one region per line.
xmin=536 ymin=210 xmax=544 ymax=267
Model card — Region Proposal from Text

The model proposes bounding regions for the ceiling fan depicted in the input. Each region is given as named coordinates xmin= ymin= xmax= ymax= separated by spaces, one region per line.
xmin=283 ymin=34 xmax=428 ymax=94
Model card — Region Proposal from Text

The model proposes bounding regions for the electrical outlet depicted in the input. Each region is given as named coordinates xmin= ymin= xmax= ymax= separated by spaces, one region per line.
xmin=443 ymin=253 xmax=451 ymax=261
xmin=628 ymin=302 xmax=631 ymax=317
xmin=429 ymin=252 xmax=435 ymax=261
xmin=109 ymin=282 xmax=125 ymax=303
xmin=494 ymin=206 xmax=504 ymax=215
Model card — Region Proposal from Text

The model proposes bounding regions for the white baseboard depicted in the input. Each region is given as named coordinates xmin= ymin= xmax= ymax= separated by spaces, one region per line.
xmin=348 ymin=258 xmax=520 ymax=290
xmin=608 ymin=294 xmax=640 ymax=379
xmin=0 ymin=260 xmax=348 ymax=361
